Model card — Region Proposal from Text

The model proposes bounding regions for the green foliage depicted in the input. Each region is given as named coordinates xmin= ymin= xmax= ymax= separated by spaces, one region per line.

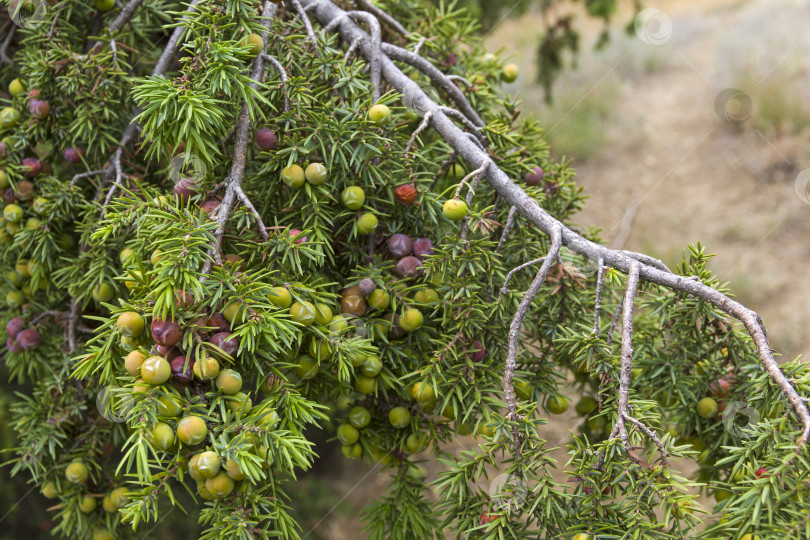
xmin=0 ymin=1 xmax=805 ymax=540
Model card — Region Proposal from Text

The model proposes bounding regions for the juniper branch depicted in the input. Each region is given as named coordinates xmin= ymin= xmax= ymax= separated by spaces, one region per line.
xmin=262 ymin=53 xmax=290 ymax=112
xmin=202 ymin=1 xmax=277 ymax=274
xmin=495 ymin=206 xmax=517 ymax=254
xmin=68 ymin=298 xmax=79 ymax=354
xmin=606 ymin=296 xmax=623 ymax=348
xmin=439 ymin=106 xmax=483 ymax=140
xmin=0 ymin=24 xmax=15 ymax=64
xmin=87 ymin=0 xmax=146 ymax=54
xmin=453 ymin=161 xmax=488 ymax=199
xmin=344 ymin=36 xmax=363 ymax=62
xmin=290 ymin=0 xmax=318 ymax=45
xmin=70 ymin=169 xmax=108 ymax=186
xmin=624 ymin=414 xmax=669 ymax=465
xmin=346 ymin=11 xmax=382 ymax=102
xmin=446 ymin=74 xmax=471 ymax=87
xmin=356 ymin=0 xmax=410 ymax=37
xmin=612 ymin=261 xmax=640 ymax=443
xmin=499 ymin=257 xmax=546 ymax=296
xmin=594 ymin=257 xmax=605 ymax=337
xmin=98 ymin=0 xmax=204 ymax=203
xmin=502 ymin=227 xmax=562 ymax=460
xmin=303 ymin=0 xmax=810 ymax=446
xmin=380 ymin=42 xmax=483 ymax=128
xmin=459 ymin=172 xmax=483 ymax=242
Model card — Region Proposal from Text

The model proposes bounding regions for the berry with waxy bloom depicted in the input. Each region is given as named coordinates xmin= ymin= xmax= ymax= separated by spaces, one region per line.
xmin=63 ymin=147 xmax=85 ymax=163
xmin=151 ymin=317 xmax=183 ymax=347
xmin=525 ymin=166 xmax=544 ymax=186
xmin=387 ymin=233 xmax=413 ymax=257
xmin=21 ymin=157 xmax=41 ymax=177
xmin=358 ymin=278 xmax=376 ymax=296
xmin=395 ymin=256 xmax=423 ymax=278
xmin=170 ymin=356 xmax=194 ymax=383
xmin=16 ymin=328 xmax=40 ymax=350
xmin=254 ymin=128 xmax=278 ymax=151
xmin=28 ymin=99 xmax=50 ymax=119
xmin=412 ymin=238 xmax=433 ymax=259
xmin=5 ymin=317 xmax=24 ymax=339
xmin=209 ymin=331 xmax=239 ymax=357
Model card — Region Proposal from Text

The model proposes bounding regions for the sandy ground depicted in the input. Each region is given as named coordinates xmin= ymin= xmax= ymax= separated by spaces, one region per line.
xmin=488 ymin=0 xmax=810 ymax=361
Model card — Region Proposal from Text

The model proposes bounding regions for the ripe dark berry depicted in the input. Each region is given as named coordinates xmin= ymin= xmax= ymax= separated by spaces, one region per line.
xmin=710 ymin=378 xmax=732 ymax=398
xmin=755 ymin=467 xmax=769 ymax=478
xmin=14 ymin=180 xmax=34 ymax=201
xmin=206 ymin=312 xmax=229 ymax=333
xmin=289 ymin=229 xmax=308 ymax=244
xmin=412 ymin=238 xmax=434 ymax=259
xmin=469 ymin=340 xmax=485 ymax=362
xmin=6 ymin=338 xmax=23 ymax=354
xmin=387 ymin=234 xmax=413 ymax=258
xmin=28 ymin=99 xmax=50 ymax=120
xmin=170 ymin=356 xmax=193 ymax=383
xmin=21 ymin=157 xmax=41 ymax=177
xmin=393 ymin=184 xmax=417 ymax=205
xmin=153 ymin=344 xmax=182 ymax=360
xmin=174 ymin=177 xmax=197 ymax=202
xmin=16 ymin=328 xmax=41 ymax=350
xmin=151 ymin=317 xmax=183 ymax=347
xmin=5 ymin=317 xmax=24 ymax=339
xmin=175 ymin=289 xmax=194 ymax=308
xmin=201 ymin=199 xmax=220 ymax=215
xmin=358 ymin=278 xmax=376 ymax=296
xmin=395 ymin=256 xmax=423 ymax=278
xmin=0 ymin=141 xmax=5 ymax=159
xmin=2 ymin=190 xmax=14 ymax=204
xmin=63 ymin=147 xmax=85 ymax=163
xmin=209 ymin=332 xmax=239 ymax=357
xmin=525 ymin=166 xmax=544 ymax=186
xmin=254 ymin=128 xmax=278 ymax=151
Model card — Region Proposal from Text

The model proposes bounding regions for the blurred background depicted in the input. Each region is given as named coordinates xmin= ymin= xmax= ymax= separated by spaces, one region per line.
xmin=2 ymin=0 xmax=810 ymax=538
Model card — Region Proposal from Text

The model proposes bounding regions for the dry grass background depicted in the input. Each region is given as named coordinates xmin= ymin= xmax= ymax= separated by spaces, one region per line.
xmin=296 ymin=0 xmax=810 ymax=537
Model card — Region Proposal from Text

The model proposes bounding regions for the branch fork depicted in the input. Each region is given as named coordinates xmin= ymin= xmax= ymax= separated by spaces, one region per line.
xmin=300 ymin=0 xmax=810 ymax=446
xmin=202 ymin=2 xmax=278 ymax=274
